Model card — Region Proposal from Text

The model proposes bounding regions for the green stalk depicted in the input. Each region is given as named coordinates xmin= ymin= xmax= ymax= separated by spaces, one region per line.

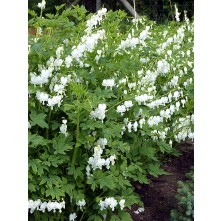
xmin=38 ymin=101 xmax=41 ymax=110
xmin=67 ymin=84 xmax=72 ymax=100
xmin=79 ymin=191 xmax=105 ymax=221
xmin=72 ymin=109 xmax=80 ymax=165
xmin=40 ymin=7 xmax=43 ymax=19
xmin=36 ymin=5 xmax=43 ymax=39
xmin=46 ymin=109 xmax=52 ymax=139
xmin=168 ymin=0 xmax=175 ymax=21
xmin=34 ymin=211 xmax=40 ymax=221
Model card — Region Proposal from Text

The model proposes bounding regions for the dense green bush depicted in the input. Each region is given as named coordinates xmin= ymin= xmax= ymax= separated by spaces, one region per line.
xmin=28 ymin=1 xmax=193 ymax=220
xmin=170 ymin=169 xmax=194 ymax=221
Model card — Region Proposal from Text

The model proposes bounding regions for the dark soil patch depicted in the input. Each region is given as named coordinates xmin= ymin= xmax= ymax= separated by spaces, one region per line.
xmin=129 ymin=142 xmax=194 ymax=221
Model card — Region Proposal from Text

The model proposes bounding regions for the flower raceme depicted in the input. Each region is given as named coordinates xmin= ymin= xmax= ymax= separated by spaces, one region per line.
xmin=87 ymin=145 xmax=116 ymax=174
xmin=135 ymin=94 xmax=153 ymax=105
xmin=76 ymin=199 xmax=86 ymax=211
xmin=174 ymin=4 xmax=181 ymax=22
xmin=90 ymin=104 xmax=107 ymax=122
xmin=116 ymin=105 xmax=126 ymax=115
xmin=60 ymin=119 xmax=68 ymax=136
xmin=96 ymin=138 xmax=108 ymax=149
xmin=99 ymin=197 xmax=125 ymax=211
xmin=36 ymin=91 xmax=49 ymax=105
xmin=71 ymin=29 xmax=106 ymax=67
xmin=69 ymin=212 xmax=77 ymax=221
xmin=116 ymin=25 xmax=151 ymax=51
xmin=134 ymin=207 xmax=145 ymax=214
xmin=86 ymin=8 xmax=107 ymax=33
xmin=102 ymin=79 xmax=115 ymax=89
xmin=37 ymin=0 xmax=46 ymax=10
xmin=28 ymin=199 xmax=65 ymax=214
xmin=116 ymin=100 xmax=133 ymax=116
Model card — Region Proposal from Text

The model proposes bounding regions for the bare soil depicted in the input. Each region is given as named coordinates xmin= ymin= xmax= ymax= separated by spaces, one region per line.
xmin=129 ymin=142 xmax=194 ymax=221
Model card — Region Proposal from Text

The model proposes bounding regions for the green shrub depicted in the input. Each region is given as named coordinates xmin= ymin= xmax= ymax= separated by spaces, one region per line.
xmin=170 ymin=169 xmax=194 ymax=221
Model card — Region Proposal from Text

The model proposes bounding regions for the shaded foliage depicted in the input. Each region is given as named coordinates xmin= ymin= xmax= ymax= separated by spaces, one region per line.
xmin=29 ymin=0 xmax=194 ymax=22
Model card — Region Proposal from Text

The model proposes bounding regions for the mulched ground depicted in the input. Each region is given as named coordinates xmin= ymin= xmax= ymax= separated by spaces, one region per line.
xmin=129 ymin=142 xmax=194 ymax=221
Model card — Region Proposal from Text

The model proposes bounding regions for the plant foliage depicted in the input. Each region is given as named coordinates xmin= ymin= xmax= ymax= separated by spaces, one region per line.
xmin=28 ymin=2 xmax=193 ymax=220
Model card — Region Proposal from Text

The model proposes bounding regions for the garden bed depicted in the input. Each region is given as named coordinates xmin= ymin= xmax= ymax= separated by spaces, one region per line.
xmin=130 ymin=142 xmax=194 ymax=221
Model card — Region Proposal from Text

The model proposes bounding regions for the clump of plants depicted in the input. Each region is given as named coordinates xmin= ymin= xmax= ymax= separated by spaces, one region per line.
xmin=28 ymin=1 xmax=193 ymax=220
xmin=170 ymin=168 xmax=194 ymax=221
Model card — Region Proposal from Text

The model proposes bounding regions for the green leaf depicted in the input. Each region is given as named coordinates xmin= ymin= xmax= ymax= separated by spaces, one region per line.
xmin=53 ymin=135 xmax=73 ymax=154
xmin=30 ymin=110 xmax=48 ymax=128
xmin=28 ymin=132 xmax=47 ymax=147
xmin=45 ymin=13 xmax=54 ymax=19
xmin=98 ymin=175 xmax=116 ymax=190
xmin=118 ymin=211 xmax=133 ymax=221
xmin=140 ymin=146 xmax=157 ymax=161
xmin=141 ymin=124 xmax=152 ymax=136
xmin=110 ymin=215 xmax=121 ymax=221
xmin=55 ymin=4 xmax=66 ymax=12
xmin=32 ymin=163 xmax=38 ymax=174
xmin=39 ymin=176 xmax=47 ymax=186
xmin=39 ymin=175 xmax=62 ymax=189
xmin=46 ymin=188 xmax=65 ymax=200
xmin=103 ymin=122 xmax=123 ymax=139
xmin=100 ymin=89 xmax=116 ymax=99
xmin=88 ymin=215 xmax=102 ymax=221
xmin=124 ymin=193 xmax=142 ymax=208
xmin=137 ymin=173 xmax=150 ymax=184
xmin=28 ymin=182 xmax=36 ymax=192
xmin=51 ymin=120 xmax=60 ymax=130
xmin=67 ymin=166 xmax=84 ymax=179
xmin=48 ymin=155 xmax=68 ymax=167
xmin=31 ymin=43 xmax=44 ymax=56
xmin=29 ymin=159 xmax=48 ymax=175
xmin=91 ymin=182 xmax=96 ymax=191
xmin=106 ymin=108 xmax=120 ymax=120
xmin=28 ymin=9 xmax=37 ymax=17
xmin=60 ymin=183 xmax=74 ymax=196
xmin=81 ymin=120 xmax=104 ymax=130
xmin=70 ymin=82 xmax=88 ymax=98
xmin=117 ymin=175 xmax=131 ymax=189
xmin=87 ymin=177 xmax=97 ymax=191
xmin=148 ymin=163 xmax=168 ymax=177
xmin=157 ymin=140 xmax=172 ymax=153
